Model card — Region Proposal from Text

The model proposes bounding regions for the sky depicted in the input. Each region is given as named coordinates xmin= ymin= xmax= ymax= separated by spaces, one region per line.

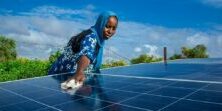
xmin=0 ymin=0 xmax=222 ymax=62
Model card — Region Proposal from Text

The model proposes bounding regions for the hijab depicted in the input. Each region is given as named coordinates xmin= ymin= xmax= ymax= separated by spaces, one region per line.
xmin=90 ymin=11 xmax=118 ymax=71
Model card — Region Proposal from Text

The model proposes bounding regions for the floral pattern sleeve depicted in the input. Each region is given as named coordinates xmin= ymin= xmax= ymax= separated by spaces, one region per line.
xmin=79 ymin=33 xmax=97 ymax=63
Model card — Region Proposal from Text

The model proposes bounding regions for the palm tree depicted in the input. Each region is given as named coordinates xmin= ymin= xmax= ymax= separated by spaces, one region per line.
xmin=0 ymin=35 xmax=17 ymax=62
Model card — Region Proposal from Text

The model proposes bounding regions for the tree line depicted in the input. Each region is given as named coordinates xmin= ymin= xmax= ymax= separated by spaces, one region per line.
xmin=169 ymin=45 xmax=208 ymax=60
xmin=0 ymin=35 xmax=208 ymax=82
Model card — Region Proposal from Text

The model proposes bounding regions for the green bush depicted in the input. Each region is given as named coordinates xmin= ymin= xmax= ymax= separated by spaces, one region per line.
xmin=181 ymin=44 xmax=208 ymax=58
xmin=49 ymin=50 xmax=61 ymax=65
xmin=0 ymin=58 xmax=50 ymax=82
xmin=169 ymin=54 xmax=182 ymax=60
xmin=130 ymin=54 xmax=162 ymax=64
xmin=102 ymin=60 xmax=128 ymax=69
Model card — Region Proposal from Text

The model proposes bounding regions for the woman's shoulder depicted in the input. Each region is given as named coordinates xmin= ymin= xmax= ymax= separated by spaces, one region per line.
xmin=84 ymin=31 xmax=97 ymax=43
xmin=85 ymin=31 xmax=97 ymax=39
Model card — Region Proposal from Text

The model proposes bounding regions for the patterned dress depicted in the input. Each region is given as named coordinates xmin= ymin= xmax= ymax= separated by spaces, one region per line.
xmin=48 ymin=32 xmax=98 ymax=75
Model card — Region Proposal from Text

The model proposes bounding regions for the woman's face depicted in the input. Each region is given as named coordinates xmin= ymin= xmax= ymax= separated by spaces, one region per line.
xmin=103 ymin=16 xmax=118 ymax=40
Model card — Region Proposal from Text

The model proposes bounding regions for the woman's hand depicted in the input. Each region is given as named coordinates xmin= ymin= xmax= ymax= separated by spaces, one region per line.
xmin=65 ymin=70 xmax=85 ymax=84
xmin=66 ymin=55 xmax=90 ymax=83
xmin=73 ymin=70 xmax=85 ymax=83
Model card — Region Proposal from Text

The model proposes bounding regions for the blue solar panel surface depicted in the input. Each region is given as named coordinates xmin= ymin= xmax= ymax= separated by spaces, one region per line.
xmin=0 ymin=58 xmax=222 ymax=111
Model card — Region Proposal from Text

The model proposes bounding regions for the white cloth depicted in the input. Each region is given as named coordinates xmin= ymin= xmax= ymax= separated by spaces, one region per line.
xmin=61 ymin=79 xmax=83 ymax=90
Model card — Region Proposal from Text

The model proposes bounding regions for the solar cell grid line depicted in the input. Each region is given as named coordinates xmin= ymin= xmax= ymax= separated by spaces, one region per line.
xmin=0 ymin=89 xmax=64 ymax=109
xmin=90 ymin=73 xmax=222 ymax=110
xmin=88 ymin=73 xmax=180 ymax=97
xmin=0 ymin=73 xmax=222 ymax=110
xmin=115 ymin=76 xmax=192 ymax=111
xmin=0 ymin=87 xmax=62 ymax=111
xmin=117 ymin=89 xmax=222 ymax=111
xmin=199 ymin=87 xmax=222 ymax=93
xmin=97 ymin=104 xmax=152 ymax=111
xmin=95 ymin=93 xmax=158 ymax=111
xmin=0 ymin=74 xmax=75 ymax=111
xmin=53 ymin=96 xmax=151 ymax=111
xmin=29 ymin=81 xmax=138 ymax=103
xmin=95 ymin=76 xmax=181 ymax=111
xmin=0 ymin=82 xmax=63 ymax=109
xmin=22 ymin=73 xmax=145 ymax=96
xmin=186 ymin=88 xmax=222 ymax=104
xmin=91 ymin=73 xmax=222 ymax=84
xmin=96 ymin=78 xmax=152 ymax=91
xmin=97 ymin=80 xmax=134 ymax=90
xmin=43 ymin=98 xmax=113 ymax=111
xmin=160 ymin=84 xmax=222 ymax=95
xmin=100 ymin=59 xmax=222 ymax=82
xmin=203 ymin=84 xmax=222 ymax=92
xmin=185 ymin=97 xmax=222 ymax=106
xmin=27 ymin=80 xmax=148 ymax=111
xmin=89 ymin=73 xmax=222 ymax=99
xmin=0 ymin=76 xmax=92 ymax=110
xmin=89 ymin=81 xmax=182 ymax=100
xmin=93 ymin=75 xmax=222 ymax=108
xmin=1 ymin=58 xmax=222 ymax=111
xmin=4 ymin=73 xmax=177 ymax=110
xmin=161 ymin=85 xmax=222 ymax=111
xmin=17 ymin=75 xmax=146 ymax=110
xmin=145 ymin=84 xmax=194 ymax=99
xmin=157 ymin=84 xmax=210 ymax=111
xmin=0 ymin=72 xmax=71 ymax=84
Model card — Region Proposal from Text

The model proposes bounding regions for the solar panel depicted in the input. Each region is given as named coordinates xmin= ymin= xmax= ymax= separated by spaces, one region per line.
xmin=0 ymin=58 xmax=222 ymax=111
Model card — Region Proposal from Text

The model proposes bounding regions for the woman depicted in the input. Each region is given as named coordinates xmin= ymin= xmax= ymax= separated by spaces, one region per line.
xmin=48 ymin=11 xmax=118 ymax=83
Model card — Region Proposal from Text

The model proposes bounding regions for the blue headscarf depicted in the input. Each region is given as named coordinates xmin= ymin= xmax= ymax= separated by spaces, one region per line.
xmin=90 ymin=11 xmax=118 ymax=72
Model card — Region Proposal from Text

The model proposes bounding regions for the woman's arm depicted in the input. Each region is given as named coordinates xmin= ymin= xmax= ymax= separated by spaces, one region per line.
xmin=68 ymin=32 xmax=96 ymax=83
xmin=72 ymin=55 xmax=90 ymax=83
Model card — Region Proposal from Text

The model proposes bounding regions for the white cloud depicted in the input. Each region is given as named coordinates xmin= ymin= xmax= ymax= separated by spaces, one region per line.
xmin=0 ymin=5 xmax=98 ymax=59
xmin=186 ymin=33 xmax=210 ymax=46
xmin=134 ymin=47 xmax=142 ymax=52
xmin=201 ymin=0 xmax=222 ymax=8
xmin=143 ymin=44 xmax=159 ymax=56
xmin=1 ymin=4 xmax=222 ymax=60
xmin=107 ymin=20 xmax=222 ymax=59
xmin=0 ymin=15 xmax=30 ymax=35
xmin=29 ymin=16 xmax=90 ymax=37
xmin=20 ymin=5 xmax=97 ymax=19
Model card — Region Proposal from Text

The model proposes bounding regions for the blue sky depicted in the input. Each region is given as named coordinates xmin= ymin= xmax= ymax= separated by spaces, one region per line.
xmin=0 ymin=0 xmax=222 ymax=61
